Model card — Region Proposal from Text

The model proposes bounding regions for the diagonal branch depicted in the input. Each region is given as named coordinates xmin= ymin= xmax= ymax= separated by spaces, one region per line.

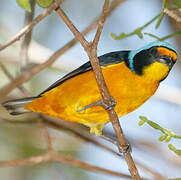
xmin=0 ymin=0 xmax=123 ymax=98
xmin=0 ymin=0 xmax=64 ymax=51
xmin=0 ymin=0 xmax=140 ymax=178
xmin=55 ymin=1 xmax=140 ymax=179
xmin=0 ymin=61 xmax=28 ymax=96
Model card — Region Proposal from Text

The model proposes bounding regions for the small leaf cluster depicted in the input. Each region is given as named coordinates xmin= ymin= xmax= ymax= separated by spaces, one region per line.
xmin=110 ymin=13 xmax=160 ymax=40
xmin=111 ymin=0 xmax=181 ymax=41
xmin=139 ymin=116 xmax=181 ymax=158
xmin=16 ymin=0 xmax=54 ymax=12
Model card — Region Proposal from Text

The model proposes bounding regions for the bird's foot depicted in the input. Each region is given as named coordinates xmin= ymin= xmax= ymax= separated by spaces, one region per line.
xmin=117 ymin=142 xmax=132 ymax=156
xmin=76 ymin=96 xmax=116 ymax=112
xmin=99 ymin=96 xmax=117 ymax=111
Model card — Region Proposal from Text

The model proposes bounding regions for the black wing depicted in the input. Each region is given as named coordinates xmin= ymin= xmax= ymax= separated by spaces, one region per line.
xmin=39 ymin=50 xmax=130 ymax=96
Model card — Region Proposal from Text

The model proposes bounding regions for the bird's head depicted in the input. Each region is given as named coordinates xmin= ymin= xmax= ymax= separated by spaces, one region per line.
xmin=126 ymin=41 xmax=178 ymax=81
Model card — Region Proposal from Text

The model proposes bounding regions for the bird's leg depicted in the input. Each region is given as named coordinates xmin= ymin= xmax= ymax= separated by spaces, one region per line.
xmin=100 ymin=96 xmax=117 ymax=111
xmin=99 ymin=134 xmax=132 ymax=156
xmin=76 ymin=96 xmax=116 ymax=112
xmin=76 ymin=100 xmax=103 ymax=112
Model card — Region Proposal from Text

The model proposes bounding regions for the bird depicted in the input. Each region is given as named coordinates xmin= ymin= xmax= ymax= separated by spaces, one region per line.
xmin=2 ymin=41 xmax=178 ymax=135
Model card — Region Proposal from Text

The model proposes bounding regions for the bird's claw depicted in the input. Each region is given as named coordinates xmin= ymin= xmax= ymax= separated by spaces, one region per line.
xmin=76 ymin=96 xmax=116 ymax=112
xmin=100 ymin=96 xmax=116 ymax=110
xmin=117 ymin=142 xmax=132 ymax=156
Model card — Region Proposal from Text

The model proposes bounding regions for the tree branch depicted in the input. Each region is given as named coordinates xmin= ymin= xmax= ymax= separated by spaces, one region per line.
xmin=20 ymin=0 xmax=36 ymax=70
xmin=0 ymin=61 xmax=28 ymax=96
xmin=0 ymin=114 xmax=166 ymax=180
xmin=0 ymin=0 xmax=123 ymax=98
xmin=0 ymin=0 xmax=64 ymax=51
xmin=55 ymin=1 xmax=140 ymax=179
xmin=43 ymin=116 xmax=165 ymax=180
xmin=38 ymin=117 xmax=55 ymax=153
xmin=0 ymin=151 xmax=131 ymax=179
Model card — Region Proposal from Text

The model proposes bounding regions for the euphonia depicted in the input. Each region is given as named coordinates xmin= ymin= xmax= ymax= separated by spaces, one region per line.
xmin=2 ymin=41 xmax=178 ymax=135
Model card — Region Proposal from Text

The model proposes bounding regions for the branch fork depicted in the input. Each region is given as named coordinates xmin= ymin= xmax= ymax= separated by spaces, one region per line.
xmin=56 ymin=1 xmax=140 ymax=179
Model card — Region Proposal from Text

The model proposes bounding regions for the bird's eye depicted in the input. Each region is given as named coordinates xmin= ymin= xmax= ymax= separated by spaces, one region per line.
xmin=156 ymin=56 xmax=173 ymax=67
xmin=158 ymin=58 xmax=168 ymax=64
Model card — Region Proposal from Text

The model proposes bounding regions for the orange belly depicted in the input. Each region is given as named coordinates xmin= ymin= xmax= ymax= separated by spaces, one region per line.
xmin=25 ymin=62 xmax=159 ymax=134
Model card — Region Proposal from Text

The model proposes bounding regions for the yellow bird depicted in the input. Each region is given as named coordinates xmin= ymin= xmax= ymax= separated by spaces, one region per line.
xmin=2 ymin=41 xmax=178 ymax=135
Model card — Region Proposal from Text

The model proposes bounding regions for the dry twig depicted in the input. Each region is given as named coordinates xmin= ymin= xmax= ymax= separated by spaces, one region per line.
xmin=0 ymin=61 xmax=28 ymax=96
xmin=0 ymin=151 xmax=131 ymax=179
xmin=0 ymin=115 xmax=167 ymax=179
xmin=20 ymin=0 xmax=36 ymax=70
xmin=0 ymin=116 xmax=131 ymax=178
xmin=0 ymin=0 xmax=64 ymax=51
xmin=43 ymin=116 xmax=166 ymax=180
xmin=0 ymin=1 xmax=135 ymax=178
xmin=0 ymin=0 xmax=123 ymax=98
xmin=1 ymin=0 xmax=166 ymax=179
xmin=38 ymin=117 xmax=55 ymax=153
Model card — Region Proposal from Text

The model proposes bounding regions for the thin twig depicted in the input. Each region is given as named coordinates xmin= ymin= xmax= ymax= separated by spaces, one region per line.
xmin=38 ymin=117 xmax=55 ymax=152
xmin=0 ymin=0 xmax=123 ymax=98
xmin=0 ymin=61 xmax=28 ymax=96
xmin=0 ymin=151 xmax=131 ymax=179
xmin=20 ymin=0 xmax=36 ymax=70
xmin=42 ymin=116 xmax=166 ymax=180
xmin=1 ymin=0 xmax=140 ymax=178
xmin=0 ymin=114 xmax=167 ymax=179
xmin=92 ymin=1 xmax=109 ymax=46
xmin=53 ymin=153 xmax=131 ymax=179
xmin=0 ymin=0 xmax=64 ymax=51
xmin=155 ymin=0 xmax=166 ymax=29
xmin=55 ymin=1 xmax=140 ymax=179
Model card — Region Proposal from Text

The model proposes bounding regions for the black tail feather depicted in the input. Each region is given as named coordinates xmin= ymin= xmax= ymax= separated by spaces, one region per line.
xmin=2 ymin=97 xmax=37 ymax=115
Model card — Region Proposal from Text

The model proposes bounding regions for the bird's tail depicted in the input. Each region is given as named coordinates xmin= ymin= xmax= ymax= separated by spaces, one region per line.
xmin=2 ymin=97 xmax=37 ymax=115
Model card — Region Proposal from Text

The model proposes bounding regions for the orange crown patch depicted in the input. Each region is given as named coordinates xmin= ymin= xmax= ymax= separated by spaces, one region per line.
xmin=157 ymin=47 xmax=177 ymax=61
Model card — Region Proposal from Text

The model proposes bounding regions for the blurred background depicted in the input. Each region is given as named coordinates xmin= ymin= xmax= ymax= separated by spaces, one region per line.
xmin=0 ymin=0 xmax=181 ymax=179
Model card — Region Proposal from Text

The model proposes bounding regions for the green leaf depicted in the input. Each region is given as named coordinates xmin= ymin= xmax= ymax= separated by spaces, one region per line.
xmin=139 ymin=116 xmax=181 ymax=143
xmin=110 ymin=13 xmax=160 ymax=41
xmin=159 ymin=134 xmax=167 ymax=142
xmin=155 ymin=11 xmax=165 ymax=29
xmin=110 ymin=32 xmax=129 ymax=40
xmin=144 ymin=33 xmax=161 ymax=40
xmin=16 ymin=0 xmax=31 ymax=12
xmin=145 ymin=31 xmax=181 ymax=41
xmin=155 ymin=0 xmax=167 ymax=29
xmin=36 ymin=0 xmax=54 ymax=8
xmin=168 ymin=144 xmax=181 ymax=158
xmin=167 ymin=0 xmax=181 ymax=8
xmin=165 ymin=135 xmax=172 ymax=143
xmin=135 ymin=30 xmax=143 ymax=39
xmin=138 ymin=120 xmax=145 ymax=126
